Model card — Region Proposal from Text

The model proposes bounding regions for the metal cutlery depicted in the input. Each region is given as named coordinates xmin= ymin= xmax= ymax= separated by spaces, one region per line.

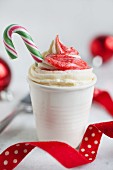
xmin=0 ymin=94 xmax=32 ymax=133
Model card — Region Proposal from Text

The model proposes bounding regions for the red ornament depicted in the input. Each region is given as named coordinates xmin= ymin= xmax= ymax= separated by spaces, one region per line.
xmin=0 ymin=58 xmax=11 ymax=91
xmin=90 ymin=35 xmax=113 ymax=63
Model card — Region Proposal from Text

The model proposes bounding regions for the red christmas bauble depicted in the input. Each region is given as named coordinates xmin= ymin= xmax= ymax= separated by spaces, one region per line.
xmin=90 ymin=35 xmax=113 ymax=63
xmin=0 ymin=58 xmax=11 ymax=91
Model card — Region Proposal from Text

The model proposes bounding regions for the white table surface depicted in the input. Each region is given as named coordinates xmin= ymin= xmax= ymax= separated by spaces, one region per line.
xmin=0 ymin=60 xmax=113 ymax=170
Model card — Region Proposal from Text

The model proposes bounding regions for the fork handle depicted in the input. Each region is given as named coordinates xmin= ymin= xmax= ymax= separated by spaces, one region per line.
xmin=0 ymin=105 xmax=24 ymax=133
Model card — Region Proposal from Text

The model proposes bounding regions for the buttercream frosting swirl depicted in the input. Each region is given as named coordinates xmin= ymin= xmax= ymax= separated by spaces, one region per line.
xmin=28 ymin=35 xmax=95 ymax=87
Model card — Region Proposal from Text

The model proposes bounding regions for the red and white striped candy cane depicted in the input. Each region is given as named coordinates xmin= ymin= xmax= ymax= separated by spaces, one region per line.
xmin=3 ymin=24 xmax=43 ymax=63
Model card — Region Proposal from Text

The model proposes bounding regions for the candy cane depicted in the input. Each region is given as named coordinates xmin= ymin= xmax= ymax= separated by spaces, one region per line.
xmin=3 ymin=24 xmax=43 ymax=63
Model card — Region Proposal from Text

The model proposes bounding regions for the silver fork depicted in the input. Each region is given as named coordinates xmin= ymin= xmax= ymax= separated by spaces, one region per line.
xmin=0 ymin=94 xmax=32 ymax=133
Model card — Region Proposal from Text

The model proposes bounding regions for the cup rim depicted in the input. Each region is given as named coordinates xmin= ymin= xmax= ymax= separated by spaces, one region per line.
xmin=27 ymin=74 xmax=97 ymax=91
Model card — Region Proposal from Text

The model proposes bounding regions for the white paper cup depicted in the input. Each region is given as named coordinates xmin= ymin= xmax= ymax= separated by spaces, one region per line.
xmin=28 ymin=77 xmax=96 ymax=148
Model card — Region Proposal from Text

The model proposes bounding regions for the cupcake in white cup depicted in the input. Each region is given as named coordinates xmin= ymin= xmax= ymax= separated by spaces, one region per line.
xmin=28 ymin=35 xmax=96 ymax=148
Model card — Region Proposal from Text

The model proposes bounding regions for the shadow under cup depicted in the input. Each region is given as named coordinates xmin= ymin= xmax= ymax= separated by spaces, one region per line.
xmin=28 ymin=77 xmax=96 ymax=148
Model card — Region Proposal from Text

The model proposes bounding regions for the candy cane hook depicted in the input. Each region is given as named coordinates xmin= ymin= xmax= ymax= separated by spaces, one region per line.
xmin=3 ymin=24 xmax=43 ymax=63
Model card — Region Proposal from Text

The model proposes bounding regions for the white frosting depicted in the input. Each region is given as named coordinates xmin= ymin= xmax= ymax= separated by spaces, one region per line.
xmin=68 ymin=54 xmax=81 ymax=58
xmin=52 ymin=40 xmax=57 ymax=53
xmin=28 ymin=64 xmax=95 ymax=86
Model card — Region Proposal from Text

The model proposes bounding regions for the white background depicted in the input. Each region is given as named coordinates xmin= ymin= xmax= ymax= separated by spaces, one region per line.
xmin=0 ymin=0 xmax=113 ymax=170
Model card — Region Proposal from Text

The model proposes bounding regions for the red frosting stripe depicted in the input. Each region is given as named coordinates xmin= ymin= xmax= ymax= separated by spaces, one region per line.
xmin=0 ymin=121 xmax=113 ymax=169
xmin=55 ymin=35 xmax=79 ymax=55
xmin=45 ymin=54 xmax=89 ymax=70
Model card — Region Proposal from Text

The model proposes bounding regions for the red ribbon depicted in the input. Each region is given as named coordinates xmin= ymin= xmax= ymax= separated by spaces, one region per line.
xmin=93 ymin=88 xmax=113 ymax=116
xmin=0 ymin=88 xmax=113 ymax=170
